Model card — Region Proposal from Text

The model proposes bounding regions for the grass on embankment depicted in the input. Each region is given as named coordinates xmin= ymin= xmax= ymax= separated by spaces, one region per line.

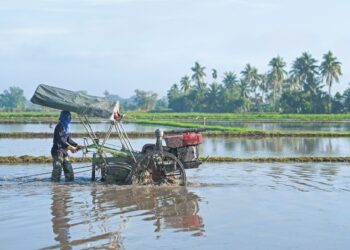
xmin=3 ymin=129 xmax=350 ymax=138
xmin=128 ymin=120 xmax=350 ymax=137
xmin=125 ymin=112 xmax=350 ymax=122
xmin=2 ymin=155 xmax=350 ymax=164
xmin=3 ymin=111 xmax=350 ymax=123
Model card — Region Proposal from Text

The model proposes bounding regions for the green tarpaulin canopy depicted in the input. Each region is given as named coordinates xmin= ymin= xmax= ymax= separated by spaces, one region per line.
xmin=31 ymin=84 xmax=119 ymax=119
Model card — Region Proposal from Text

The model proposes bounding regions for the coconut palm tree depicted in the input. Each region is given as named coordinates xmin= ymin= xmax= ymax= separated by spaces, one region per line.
xmin=180 ymin=75 xmax=192 ymax=94
xmin=167 ymin=84 xmax=180 ymax=101
xmin=290 ymin=52 xmax=319 ymax=94
xmin=259 ymin=74 xmax=268 ymax=104
xmin=241 ymin=64 xmax=261 ymax=105
xmin=191 ymin=62 xmax=207 ymax=91
xmin=222 ymin=71 xmax=238 ymax=89
xmin=206 ymin=82 xmax=221 ymax=112
xmin=267 ymin=56 xmax=287 ymax=106
xmin=238 ymin=79 xmax=250 ymax=99
xmin=237 ymin=79 xmax=251 ymax=112
xmin=211 ymin=69 xmax=218 ymax=80
xmin=320 ymin=51 xmax=342 ymax=112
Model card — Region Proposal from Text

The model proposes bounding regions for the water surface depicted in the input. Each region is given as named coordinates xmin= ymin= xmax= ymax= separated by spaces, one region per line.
xmin=0 ymin=123 xmax=175 ymax=133
xmin=1 ymin=137 xmax=350 ymax=157
xmin=2 ymin=122 xmax=350 ymax=133
xmin=206 ymin=121 xmax=350 ymax=132
xmin=1 ymin=162 xmax=349 ymax=249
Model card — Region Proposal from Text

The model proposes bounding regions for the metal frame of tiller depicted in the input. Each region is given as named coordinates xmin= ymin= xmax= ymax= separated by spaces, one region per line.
xmin=78 ymin=114 xmax=138 ymax=182
xmin=76 ymin=114 xmax=193 ymax=186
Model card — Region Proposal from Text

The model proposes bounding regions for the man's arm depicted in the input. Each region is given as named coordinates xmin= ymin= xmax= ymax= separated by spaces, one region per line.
xmin=67 ymin=136 xmax=78 ymax=147
xmin=56 ymin=125 xmax=77 ymax=152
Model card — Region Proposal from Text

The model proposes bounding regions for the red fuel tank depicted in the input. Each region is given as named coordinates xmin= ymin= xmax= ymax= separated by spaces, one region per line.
xmin=182 ymin=133 xmax=202 ymax=146
xmin=164 ymin=132 xmax=202 ymax=148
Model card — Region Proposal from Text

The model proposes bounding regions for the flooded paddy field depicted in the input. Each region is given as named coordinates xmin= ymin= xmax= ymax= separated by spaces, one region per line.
xmin=0 ymin=123 xmax=176 ymax=133
xmin=2 ymin=122 xmax=350 ymax=133
xmin=170 ymin=121 xmax=350 ymax=132
xmin=1 ymin=123 xmax=350 ymax=249
xmin=2 ymin=137 xmax=350 ymax=158
xmin=1 ymin=162 xmax=350 ymax=249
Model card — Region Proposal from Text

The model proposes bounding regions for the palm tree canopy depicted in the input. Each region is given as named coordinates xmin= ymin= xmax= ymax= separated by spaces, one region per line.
xmin=238 ymin=79 xmax=250 ymax=99
xmin=290 ymin=52 xmax=319 ymax=93
xmin=191 ymin=62 xmax=206 ymax=88
xmin=222 ymin=71 xmax=238 ymax=88
xmin=320 ymin=51 xmax=342 ymax=89
xmin=180 ymin=75 xmax=191 ymax=93
xmin=267 ymin=56 xmax=287 ymax=97
xmin=241 ymin=64 xmax=253 ymax=81
xmin=207 ymin=82 xmax=220 ymax=97
xmin=268 ymin=56 xmax=287 ymax=83
xmin=211 ymin=69 xmax=218 ymax=79
xmin=241 ymin=63 xmax=261 ymax=90
xmin=167 ymin=83 xmax=181 ymax=101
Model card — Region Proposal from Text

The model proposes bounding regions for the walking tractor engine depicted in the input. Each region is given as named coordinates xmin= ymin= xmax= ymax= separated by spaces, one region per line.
xmin=163 ymin=129 xmax=204 ymax=169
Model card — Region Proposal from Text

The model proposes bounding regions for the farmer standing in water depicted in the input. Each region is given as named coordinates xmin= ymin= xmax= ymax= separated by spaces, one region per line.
xmin=51 ymin=111 xmax=80 ymax=182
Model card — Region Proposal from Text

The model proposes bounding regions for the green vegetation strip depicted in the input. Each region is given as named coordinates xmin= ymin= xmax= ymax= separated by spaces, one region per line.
xmin=3 ymin=112 xmax=350 ymax=123
xmin=122 ymin=120 xmax=350 ymax=137
xmin=125 ymin=112 xmax=350 ymax=122
xmin=0 ymin=112 xmax=59 ymax=118
xmin=0 ymin=112 xmax=97 ymax=123
xmin=0 ymin=156 xmax=90 ymax=164
xmin=1 ymin=155 xmax=350 ymax=164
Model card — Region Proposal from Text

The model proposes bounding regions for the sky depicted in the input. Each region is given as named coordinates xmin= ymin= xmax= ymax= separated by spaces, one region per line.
xmin=0 ymin=0 xmax=349 ymax=99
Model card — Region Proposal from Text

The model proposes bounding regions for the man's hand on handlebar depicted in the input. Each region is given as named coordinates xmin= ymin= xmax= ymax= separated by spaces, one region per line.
xmin=67 ymin=145 xmax=77 ymax=153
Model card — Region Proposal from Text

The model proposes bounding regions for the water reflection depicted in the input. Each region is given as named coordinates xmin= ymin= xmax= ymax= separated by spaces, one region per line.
xmin=47 ymin=185 xmax=204 ymax=249
xmin=2 ymin=163 xmax=350 ymax=249
xmin=50 ymin=186 xmax=73 ymax=250
xmin=206 ymin=121 xmax=350 ymax=132
xmin=2 ymin=122 xmax=350 ymax=133
xmin=0 ymin=123 xmax=176 ymax=133
xmin=264 ymin=163 xmax=342 ymax=192
xmin=2 ymin=137 xmax=350 ymax=157
xmin=199 ymin=137 xmax=350 ymax=157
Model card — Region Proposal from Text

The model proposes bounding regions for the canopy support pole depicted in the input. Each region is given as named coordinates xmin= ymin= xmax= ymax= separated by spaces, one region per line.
xmin=114 ymin=122 xmax=137 ymax=163
xmin=78 ymin=115 xmax=98 ymax=145
xmin=78 ymin=115 xmax=109 ymax=168
xmin=101 ymin=122 xmax=114 ymax=147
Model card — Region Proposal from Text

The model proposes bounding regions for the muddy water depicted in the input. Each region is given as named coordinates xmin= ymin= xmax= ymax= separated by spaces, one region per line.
xmin=0 ymin=123 xmax=175 ymax=133
xmin=1 ymin=137 xmax=350 ymax=157
xmin=1 ymin=162 xmax=350 ymax=249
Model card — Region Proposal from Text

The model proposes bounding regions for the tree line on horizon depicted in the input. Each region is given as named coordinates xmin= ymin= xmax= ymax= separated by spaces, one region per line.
xmin=168 ymin=51 xmax=349 ymax=114
xmin=1 ymin=51 xmax=349 ymax=114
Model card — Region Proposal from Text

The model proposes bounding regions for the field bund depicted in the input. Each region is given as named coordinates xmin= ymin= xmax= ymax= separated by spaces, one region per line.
xmin=1 ymin=155 xmax=350 ymax=164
